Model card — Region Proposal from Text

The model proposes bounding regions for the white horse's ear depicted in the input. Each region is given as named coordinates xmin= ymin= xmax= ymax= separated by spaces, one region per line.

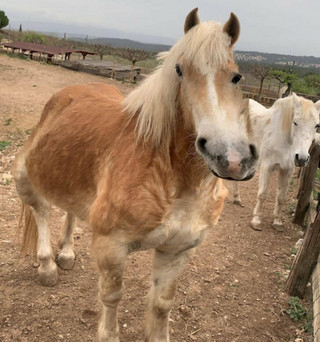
xmin=184 ymin=8 xmax=200 ymax=34
xmin=223 ymin=12 xmax=240 ymax=46
xmin=315 ymin=100 xmax=320 ymax=113
xmin=292 ymin=92 xmax=301 ymax=109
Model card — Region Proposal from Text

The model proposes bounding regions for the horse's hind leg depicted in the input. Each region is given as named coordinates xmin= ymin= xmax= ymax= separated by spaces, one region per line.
xmin=232 ymin=181 xmax=243 ymax=206
xmin=94 ymin=233 xmax=128 ymax=342
xmin=13 ymin=160 xmax=58 ymax=286
xmin=251 ymin=163 xmax=272 ymax=231
xmin=145 ymin=249 xmax=193 ymax=342
xmin=57 ymin=212 xmax=75 ymax=269
xmin=272 ymin=168 xmax=290 ymax=232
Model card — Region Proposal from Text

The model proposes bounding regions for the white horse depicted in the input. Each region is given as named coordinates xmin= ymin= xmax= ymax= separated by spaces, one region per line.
xmin=232 ymin=94 xmax=319 ymax=231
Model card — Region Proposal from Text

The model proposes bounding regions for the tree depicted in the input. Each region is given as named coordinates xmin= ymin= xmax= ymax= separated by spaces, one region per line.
xmin=249 ymin=64 xmax=271 ymax=96
xmin=22 ymin=32 xmax=46 ymax=44
xmin=0 ymin=10 xmax=9 ymax=30
xmin=19 ymin=24 xmax=22 ymax=32
xmin=270 ymin=69 xmax=297 ymax=97
xmin=93 ymin=44 xmax=114 ymax=61
xmin=305 ymin=75 xmax=320 ymax=95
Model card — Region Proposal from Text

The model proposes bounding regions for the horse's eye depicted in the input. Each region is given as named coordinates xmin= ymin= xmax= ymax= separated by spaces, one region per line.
xmin=175 ymin=64 xmax=183 ymax=78
xmin=232 ymin=73 xmax=242 ymax=84
xmin=316 ymin=124 xmax=320 ymax=129
xmin=293 ymin=121 xmax=298 ymax=126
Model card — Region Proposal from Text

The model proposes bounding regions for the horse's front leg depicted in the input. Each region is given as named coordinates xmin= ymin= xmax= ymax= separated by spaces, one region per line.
xmin=272 ymin=168 xmax=290 ymax=231
xmin=251 ymin=163 xmax=272 ymax=230
xmin=57 ymin=212 xmax=76 ymax=269
xmin=94 ymin=234 xmax=128 ymax=342
xmin=232 ymin=181 xmax=243 ymax=206
xmin=145 ymin=248 xmax=194 ymax=342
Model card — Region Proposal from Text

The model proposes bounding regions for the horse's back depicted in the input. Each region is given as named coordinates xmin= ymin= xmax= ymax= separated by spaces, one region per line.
xmin=13 ymin=83 xmax=127 ymax=220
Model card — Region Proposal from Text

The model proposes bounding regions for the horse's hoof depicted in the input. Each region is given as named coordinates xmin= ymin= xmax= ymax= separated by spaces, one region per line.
xmin=39 ymin=264 xmax=58 ymax=287
xmin=272 ymin=222 xmax=284 ymax=232
xmin=233 ymin=200 xmax=244 ymax=207
xmin=57 ymin=253 xmax=75 ymax=270
xmin=251 ymin=221 xmax=262 ymax=231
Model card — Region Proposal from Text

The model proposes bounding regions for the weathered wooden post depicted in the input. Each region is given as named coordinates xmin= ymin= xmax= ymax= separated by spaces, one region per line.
xmin=293 ymin=142 xmax=320 ymax=227
xmin=111 ymin=61 xmax=116 ymax=79
xmin=286 ymin=211 xmax=320 ymax=298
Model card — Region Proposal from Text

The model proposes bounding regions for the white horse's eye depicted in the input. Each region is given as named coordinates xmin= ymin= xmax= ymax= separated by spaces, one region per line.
xmin=175 ymin=64 xmax=183 ymax=78
xmin=231 ymin=73 xmax=242 ymax=84
xmin=315 ymin=124 xmax=320 ymax=129
xmin=293 ymin=121 xmax=298 ymax=126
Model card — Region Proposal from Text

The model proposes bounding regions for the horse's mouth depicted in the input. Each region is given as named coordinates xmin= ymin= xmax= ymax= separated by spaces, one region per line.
xmin=210 ymin=169 xmax=255 ymax=181
xmin=294 ymin=160 xmax=307 ymax=167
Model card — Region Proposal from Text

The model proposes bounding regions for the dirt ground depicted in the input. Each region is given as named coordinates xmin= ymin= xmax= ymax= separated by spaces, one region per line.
xmin=0 ymin=53 xmax=312 ymax=342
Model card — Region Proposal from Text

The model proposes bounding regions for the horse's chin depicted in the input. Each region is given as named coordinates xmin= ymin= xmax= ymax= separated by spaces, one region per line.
xmin=294 ymin=160 xmax=307 ymax=167
xmin=210 ymin=169 xmax=255 ymax=181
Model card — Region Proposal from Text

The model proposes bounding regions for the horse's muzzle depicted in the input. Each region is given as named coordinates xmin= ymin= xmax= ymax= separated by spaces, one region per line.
xmin=196 ymin=138 xmax=259 ymax=181
xmin=295 ymin=153 xmax=309 ymax=167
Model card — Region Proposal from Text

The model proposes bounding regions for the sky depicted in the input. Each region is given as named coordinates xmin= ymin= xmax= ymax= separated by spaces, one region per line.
xmin=1 ymin=0 xmax=320 ymax=57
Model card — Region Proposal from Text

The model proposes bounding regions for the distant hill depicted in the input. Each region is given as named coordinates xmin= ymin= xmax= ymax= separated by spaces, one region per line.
xmin=70 ymin=37 xmax=171 ymax=52
xmin=235 ymin=50 xmax=320 ymax=69
xmin=66 ymin=35 xmax=320 ymax=69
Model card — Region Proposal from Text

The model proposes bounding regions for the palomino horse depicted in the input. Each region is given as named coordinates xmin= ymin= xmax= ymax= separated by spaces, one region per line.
xmin=232 ymin=94 xmax=319 ymax=231
xmin=12 ymin=9 xmax=258 ymax=342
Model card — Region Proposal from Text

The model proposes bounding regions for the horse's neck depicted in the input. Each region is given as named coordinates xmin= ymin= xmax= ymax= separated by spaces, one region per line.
xmin=168 ymin=111 xmax=211 ymax=191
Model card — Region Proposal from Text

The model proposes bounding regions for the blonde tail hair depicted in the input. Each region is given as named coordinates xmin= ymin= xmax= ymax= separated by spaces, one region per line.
xmin=18 ymin=203 xmax=38 ymax=256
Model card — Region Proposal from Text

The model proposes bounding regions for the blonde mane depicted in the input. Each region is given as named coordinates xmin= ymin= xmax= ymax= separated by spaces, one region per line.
xmin=123 ymin=22 xmax=231 ymax=146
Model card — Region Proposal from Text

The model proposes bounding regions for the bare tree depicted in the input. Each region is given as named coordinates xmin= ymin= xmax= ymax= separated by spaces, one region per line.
xmin=249 ymin=64 xmax=271 ymax=96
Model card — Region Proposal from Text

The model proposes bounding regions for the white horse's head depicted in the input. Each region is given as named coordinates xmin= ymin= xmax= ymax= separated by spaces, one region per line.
xmin=290 ymin=93 xmax=320 ymax=166
xmin=176 ymin=9 xmax=258 ymax=180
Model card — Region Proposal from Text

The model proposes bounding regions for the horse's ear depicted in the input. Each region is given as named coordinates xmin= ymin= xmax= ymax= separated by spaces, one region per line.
xmin=184 ymin=8 xmax=200 ymax=34
xmin=223 ymin=12 xmax=240 ymax=46
xmin=292 ymin=92 xmax=301 ymax=109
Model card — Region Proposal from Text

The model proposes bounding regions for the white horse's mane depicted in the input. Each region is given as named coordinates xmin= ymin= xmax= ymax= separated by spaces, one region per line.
xmin=123 ymin=22 xmax=231 ymax=146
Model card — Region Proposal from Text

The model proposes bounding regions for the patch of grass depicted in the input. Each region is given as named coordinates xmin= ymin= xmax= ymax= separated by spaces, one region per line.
xmin=7 ymin=53 xmax=28 ymax=61
xmin=286 ymin=296 xmax=313 ymax=333
xmin=316 ymin=169 xmax=320 ymax=181
xmin=313 ymin=189 xmax=319 ymax=201
xmin=25 ymin=128 xmax=33 ymax=135
xmin=288 ymin=203 xmax=296 ymax=215
xmin=290 ymin=246 xmax=298 ymax=256
xmin=4 ymin=118 xmax=12 ymax=126
xmin=283 ymin=263 xmax=292 ymax=271
xmin=16 ymin=128 xmax=24 ymax=137
xmin=0 ymin=141 xmax=11 ymax=151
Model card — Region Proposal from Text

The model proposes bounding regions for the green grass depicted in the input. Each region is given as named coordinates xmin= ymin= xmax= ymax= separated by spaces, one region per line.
xmin=286 ymin=297 xmax=313 ymax=333
xmin=287 ymin=203 xmax=296 ymax=215
xmin=4 ymin=118 xmax=12 ymax=126
xmin=0 ymin=141 xmax=11 ymax=151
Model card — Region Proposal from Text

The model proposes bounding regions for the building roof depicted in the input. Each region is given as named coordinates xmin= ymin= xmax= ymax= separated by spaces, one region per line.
xmin=1 ymin=41 xmax=95 ymax=56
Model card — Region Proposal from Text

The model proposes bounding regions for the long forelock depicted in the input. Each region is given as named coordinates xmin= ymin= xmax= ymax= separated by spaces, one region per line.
xmin=123 ymin=21 xmax=231 ymax=147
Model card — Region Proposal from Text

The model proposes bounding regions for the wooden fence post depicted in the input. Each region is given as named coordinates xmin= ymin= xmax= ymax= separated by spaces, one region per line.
xmin=286 ymin=211 xmax=320 ymax=298
xmin=293 ymin=142 xmax=320 ymax=227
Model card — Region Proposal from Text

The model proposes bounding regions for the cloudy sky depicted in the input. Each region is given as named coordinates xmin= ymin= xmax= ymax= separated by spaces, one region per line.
xmin=2 ymin=0 xmax=320 ymax=57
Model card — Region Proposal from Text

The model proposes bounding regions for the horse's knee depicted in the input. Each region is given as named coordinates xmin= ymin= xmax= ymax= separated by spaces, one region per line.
xmin=100 ymin=289 xmax=123 ymax=308
xmin=152 ymin=297 xmax=174 ymax=317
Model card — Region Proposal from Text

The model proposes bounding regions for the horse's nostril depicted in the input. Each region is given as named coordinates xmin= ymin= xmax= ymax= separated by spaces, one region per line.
xmin=197 ymin=137 xmax=207 ymax=151
xmin=249 ymin=144 xmax=258 ymax=159
xmin=295 ymin=154 xmax=299 ymax=160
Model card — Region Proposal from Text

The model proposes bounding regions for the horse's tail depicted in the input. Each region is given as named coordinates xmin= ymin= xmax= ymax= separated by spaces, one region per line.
xmin=18 ymin=202 xmax=38 ymax=256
